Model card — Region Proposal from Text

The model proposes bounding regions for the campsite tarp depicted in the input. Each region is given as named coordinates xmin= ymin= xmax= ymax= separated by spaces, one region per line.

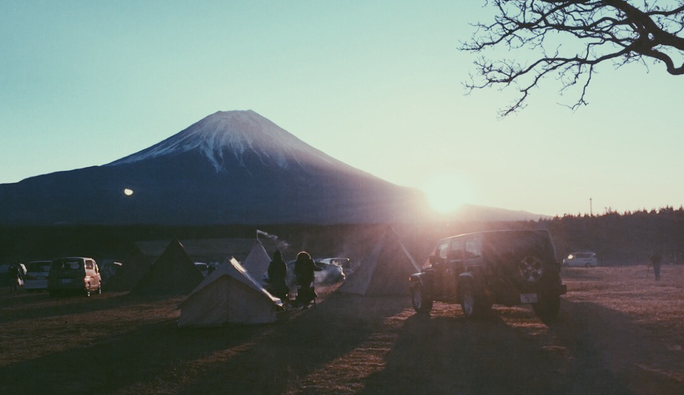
xmin=103 ymin=245 xmax=152 ymax=292
xmin=241 ymin=239 xmax=271 ymax=283
xmin=338 ymin=227 xmax=420 ymax=296
xmin=178 ymin=258 xmax=281 ymax=327
xmin=130 ymin=239 xmax=204 ymax=296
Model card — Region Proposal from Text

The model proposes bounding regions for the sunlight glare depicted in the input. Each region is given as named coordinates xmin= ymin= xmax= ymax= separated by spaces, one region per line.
xmin=421 ymin=174 xmax=476 ymax=214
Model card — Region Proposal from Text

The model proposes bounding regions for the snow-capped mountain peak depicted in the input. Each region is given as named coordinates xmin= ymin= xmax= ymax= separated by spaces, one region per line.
xmin=108 ymin=110 xmax=336 ymax=171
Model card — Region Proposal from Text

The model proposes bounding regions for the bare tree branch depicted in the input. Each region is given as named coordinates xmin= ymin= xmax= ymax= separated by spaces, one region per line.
xmin=462 ymin=0 xmax=684 ymax=116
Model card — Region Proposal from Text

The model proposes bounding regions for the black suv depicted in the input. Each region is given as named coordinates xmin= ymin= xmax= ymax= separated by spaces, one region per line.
xmin=408 ymin=230 xmax=566 ymax=324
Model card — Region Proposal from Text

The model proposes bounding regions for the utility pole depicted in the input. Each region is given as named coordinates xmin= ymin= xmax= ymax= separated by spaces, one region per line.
xmin=590 ymin=198 xmax=593 ymax=216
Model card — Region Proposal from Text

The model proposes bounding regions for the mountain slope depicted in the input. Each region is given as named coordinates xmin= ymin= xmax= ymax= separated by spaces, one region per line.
xmin=109 ymin=110 xmax=348 ymax=173
xmin=0 ymin=111 xmax=424 ymax=225
xmin=0 ymin=110 xmax=548 ymax=225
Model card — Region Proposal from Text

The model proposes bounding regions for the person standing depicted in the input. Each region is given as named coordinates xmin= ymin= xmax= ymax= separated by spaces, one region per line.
xmin=8 ymin=264 xmax=21 ymax=294
xmin=650 ymin=251 xmax=662 ymax=281
xmin=294 ymin=251 xmax=318 ymax=307
xmin=267 ymin=250 xmax=288 ymax=302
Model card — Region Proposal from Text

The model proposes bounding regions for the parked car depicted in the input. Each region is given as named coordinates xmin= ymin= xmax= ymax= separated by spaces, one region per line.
xmin=313 ymin=261 xmax=346 ymax=285
xmin=100 ymin=261 xmax=123 ymax=284
xmin=194 ymin=262 xmax=209 ymax=277
xmin=562 ymin=251 xmax=599 ymax=267
xmin=0 ymin=264 xmax=9 ymax=286
xmin=318 ymin=257 xmax=351 ymax=271
xmin=24 ymin=260 xmax=52 ymax=292
xmin=47 ymin=257 xmax=102 ymax=297
xmin=278 ymin=260 xmax=333 ymax=288
xmin=408 ymin=230 xmax=567 ymax=325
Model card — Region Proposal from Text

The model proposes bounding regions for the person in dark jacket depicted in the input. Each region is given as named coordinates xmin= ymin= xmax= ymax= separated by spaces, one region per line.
xmin=650 ymin=251 xmax=663 ymax=281
xmin=8 ymin=264 xmax=21 ymax=294
xmin=294 ymin=251 xmax=319 ymax=307
xmin=267 ymin=250 xmax=288 ymax=301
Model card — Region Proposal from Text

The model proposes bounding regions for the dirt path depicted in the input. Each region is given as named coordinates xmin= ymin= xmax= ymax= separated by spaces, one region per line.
xmin=1 ymin=266 xmax=683 ymax=394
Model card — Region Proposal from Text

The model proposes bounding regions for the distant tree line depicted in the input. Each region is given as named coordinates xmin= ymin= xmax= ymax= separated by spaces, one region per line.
xmin=542 ymin=206 xmax=684 ymax=265
xmin=1 ymin=207 xmax=682 ymax=266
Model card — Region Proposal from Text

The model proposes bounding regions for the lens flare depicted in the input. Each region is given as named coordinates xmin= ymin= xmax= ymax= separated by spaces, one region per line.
xmin=421 ymin=174 xmax=476 ymax=214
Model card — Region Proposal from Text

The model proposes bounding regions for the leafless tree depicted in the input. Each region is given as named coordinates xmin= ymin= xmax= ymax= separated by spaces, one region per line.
xmin=462 ymin=0 xmax=684 ymax=116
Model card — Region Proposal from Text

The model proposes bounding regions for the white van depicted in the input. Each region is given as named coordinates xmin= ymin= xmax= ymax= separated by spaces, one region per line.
xmin=563 ymin=252 xmax=599 ymax=267
xmin=47 ymin=257 xmax=102 ymax=296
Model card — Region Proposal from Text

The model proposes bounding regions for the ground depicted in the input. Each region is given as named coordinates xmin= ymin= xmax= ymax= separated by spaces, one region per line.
xmin=1 ymin=266 xmax=683 ymax=394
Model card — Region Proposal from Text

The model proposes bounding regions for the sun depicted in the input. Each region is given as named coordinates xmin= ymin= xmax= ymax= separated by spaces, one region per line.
xmin=421 ymin=174 xmax=476 ymax=214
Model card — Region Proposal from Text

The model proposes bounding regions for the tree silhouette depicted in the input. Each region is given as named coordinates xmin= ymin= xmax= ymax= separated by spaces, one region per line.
xmin=462 ymin=0 xmax=684 ymax=116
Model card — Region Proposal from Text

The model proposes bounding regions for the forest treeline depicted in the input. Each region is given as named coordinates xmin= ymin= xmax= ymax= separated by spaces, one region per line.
xmin=541 ymin=206 xmax=684 ymax=265
xmin=1 ymin=207 xmax=682 ymax=266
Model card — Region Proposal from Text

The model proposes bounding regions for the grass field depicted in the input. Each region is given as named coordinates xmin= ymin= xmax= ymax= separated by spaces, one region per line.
xmin=1 ymin=265 xmax=682 ymax=394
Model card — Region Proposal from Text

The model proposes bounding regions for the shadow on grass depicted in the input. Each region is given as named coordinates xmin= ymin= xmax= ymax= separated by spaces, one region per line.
xmin=177 ymin=292 xmax=411 ymax=395
xmin=0 ymin=291 xmax=409 ymax=395
xmin=0 ymin=315 xmax=271 ymax=394
xmin=0 ymin=291 xmax=181 ymax=325
xmin=357 ymin=299 xmax=683 ymax=395
xmin=551 ymin=299 xmax=684 ymax=394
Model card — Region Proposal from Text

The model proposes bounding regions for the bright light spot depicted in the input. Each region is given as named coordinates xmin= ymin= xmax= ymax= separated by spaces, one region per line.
xmin=421 ymin=174 xmax=476 ymax=214
xmin=123 ymin=188 xmax=134 ymax=197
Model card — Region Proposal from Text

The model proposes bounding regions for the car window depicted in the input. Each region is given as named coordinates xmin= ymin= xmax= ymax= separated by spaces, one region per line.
xmin=483 ymin=231 xmax=556 ymax=262
xmin=86 ymin=261 xmax=94 ymax=270
xmin=437 ymin=242 xmax=449 ymax=259
xmin=52 ymin=260 xmax=82 ymax=270
xmin=28 ymin=262 xmax=51 ymax=272
xmin=465 ymin=239 xmax=482 ymax=259
xmin=449 ymin=240 xmax=463 ymax=260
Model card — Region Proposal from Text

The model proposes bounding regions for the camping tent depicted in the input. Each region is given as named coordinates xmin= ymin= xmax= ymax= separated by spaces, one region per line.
xmin=130 ymin=239 xmax=204 ymax=296
xmin=241 ymin=239 xmax=272 ymax=283
xmin=103 ymin=245 xmax=152 ymax=292
xmin=338 ymin=227 xmax=421 ymax=296
xmin=178 ymin=258 xmax=282 ymax=327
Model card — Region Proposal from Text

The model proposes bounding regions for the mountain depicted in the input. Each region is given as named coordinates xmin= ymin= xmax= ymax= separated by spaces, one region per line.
xmin=0 ymin=111 xmax=426 ymax=225
xmin=0 ymin=110 xmax=547 ymax=226
xmin=454 ymin=204 xmax=550 ymax=222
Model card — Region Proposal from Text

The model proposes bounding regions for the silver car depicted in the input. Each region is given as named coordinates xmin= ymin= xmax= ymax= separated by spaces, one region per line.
xmin=563 ymin=251 xmax=599 ymax=267
xmin=24 ymin=260 xmax=52 ymax=292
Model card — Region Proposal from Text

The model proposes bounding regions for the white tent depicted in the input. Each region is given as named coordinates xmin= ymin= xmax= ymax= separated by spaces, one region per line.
xmin=241 ymin=239 xmax=272 ymax=282
xmin=178 ymin=258 xmax=282 ymax=327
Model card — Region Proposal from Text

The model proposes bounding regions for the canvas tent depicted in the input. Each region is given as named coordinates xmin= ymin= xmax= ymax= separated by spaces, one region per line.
xmin=130 ymin=239 xmax=204 ymax=296
xmin=338 ymin=227 xmax=421 ymax=296
xmin=103 ymin=245 xmax=152 ymax=292
xmin=178 ymin=258 xmax=282 ymax=327
xmin=241 ymin=239 xmax=272 ymax=283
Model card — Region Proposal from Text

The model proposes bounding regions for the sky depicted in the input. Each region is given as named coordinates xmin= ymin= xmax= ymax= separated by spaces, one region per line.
xmin=1 ymin=1 xmax=683 ymax=217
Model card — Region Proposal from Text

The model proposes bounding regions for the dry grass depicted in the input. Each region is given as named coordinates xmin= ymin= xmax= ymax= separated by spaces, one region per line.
xmin=1 ymin=266 xmax=683 ymax=394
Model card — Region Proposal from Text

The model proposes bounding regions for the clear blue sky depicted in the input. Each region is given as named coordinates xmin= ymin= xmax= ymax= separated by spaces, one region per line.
xmin=2 ymin=1 xmax=683 ymax=217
